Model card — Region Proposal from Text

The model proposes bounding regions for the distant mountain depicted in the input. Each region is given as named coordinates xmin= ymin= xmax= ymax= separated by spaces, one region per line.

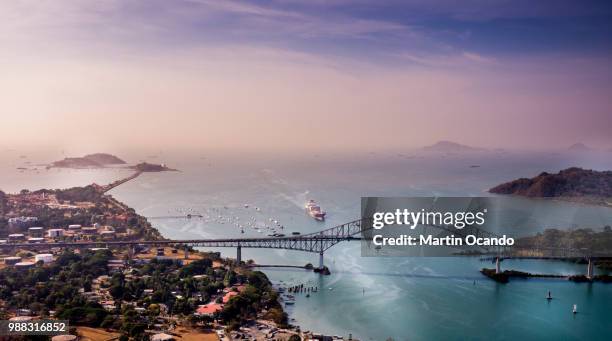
xmin=568 ymin=143 xmax=594 ymax=152
xmin=49 ymin=153 xmax=126 ymax=169
xmin=490 ymin=167 xmax=612 ymax=203
xmin=422 ymin=141 xmax=484 ymax=152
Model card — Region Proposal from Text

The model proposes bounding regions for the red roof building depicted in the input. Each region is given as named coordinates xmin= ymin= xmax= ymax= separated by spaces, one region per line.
xmin=195 ymin=303 xmax=222 ymax=316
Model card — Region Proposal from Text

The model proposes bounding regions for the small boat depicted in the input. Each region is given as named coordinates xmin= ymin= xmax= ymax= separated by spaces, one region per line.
xmin=306 ymin=294 xmax=310 ymax=298
xmin=285 ymin=301 xmax=295 ymax=306
xmin=292 ymin=232 xmax=301 ymax=235
xmin=572 ymin=304 xmax=578 ymax=314
xmin=244 ymin=204 xmax=249 ymax=208
xmin=546 ymin=291 xmax=552 ymax=300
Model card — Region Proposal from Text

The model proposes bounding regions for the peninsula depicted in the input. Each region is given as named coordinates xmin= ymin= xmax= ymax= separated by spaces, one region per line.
xmin=489 ymin=167 xmax=612 ymax=206
xmin=0 ymin=176 xmax=305 ymax=340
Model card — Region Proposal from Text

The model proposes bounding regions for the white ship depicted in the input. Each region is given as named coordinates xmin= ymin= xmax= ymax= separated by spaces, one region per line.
xmin=305 ymin=200 xmax=326 ymax=221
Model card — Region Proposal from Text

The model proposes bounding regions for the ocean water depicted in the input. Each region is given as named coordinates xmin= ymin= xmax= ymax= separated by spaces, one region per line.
xmin=2 ymin=150 xmax=612 ymax=340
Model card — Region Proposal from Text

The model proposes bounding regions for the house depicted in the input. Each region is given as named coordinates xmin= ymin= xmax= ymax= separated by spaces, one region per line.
xmin=195 ymin=303 xmax=223 ymax=316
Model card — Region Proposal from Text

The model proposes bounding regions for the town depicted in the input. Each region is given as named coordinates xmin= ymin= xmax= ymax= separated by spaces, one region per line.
xmin=0 ymin=186 xmax=358 ymax=341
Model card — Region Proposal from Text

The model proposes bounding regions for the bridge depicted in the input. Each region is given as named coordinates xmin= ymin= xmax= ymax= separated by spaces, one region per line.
xmin=1 ymin=219 xmax=605 ymax=279
xmin=0 ymin=220 xmax=364 ymax=269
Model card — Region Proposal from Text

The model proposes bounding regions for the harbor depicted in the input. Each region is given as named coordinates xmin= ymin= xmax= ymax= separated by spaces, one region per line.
xmin=2 ymin=152 xmax=612 ymax=340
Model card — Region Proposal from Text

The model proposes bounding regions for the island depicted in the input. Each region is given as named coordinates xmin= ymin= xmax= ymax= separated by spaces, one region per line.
xmin=489 ymin=167 xmax=612 ymax=206
xmin=48 ymin=153 xmax=126 ymax=169
xmin=567 ymin=143 xmax=595 ymax=152
xmin=131 ymin=162 xmax=178 ymax=172
xmin=421 ymin=141 xmax=485 ymax=153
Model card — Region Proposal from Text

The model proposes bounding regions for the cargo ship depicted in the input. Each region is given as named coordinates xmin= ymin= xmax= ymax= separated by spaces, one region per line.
xmin=305 ymin=200 xmax=326 ymax=221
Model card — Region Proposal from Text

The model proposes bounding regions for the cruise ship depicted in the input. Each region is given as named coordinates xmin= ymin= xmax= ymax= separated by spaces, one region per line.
xmin=305 ymin=200 xmax=326 ymax=221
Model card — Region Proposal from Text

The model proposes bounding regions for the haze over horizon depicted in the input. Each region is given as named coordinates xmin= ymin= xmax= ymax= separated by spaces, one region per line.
xmin=1 ymin=0 xmax=611 ymax=153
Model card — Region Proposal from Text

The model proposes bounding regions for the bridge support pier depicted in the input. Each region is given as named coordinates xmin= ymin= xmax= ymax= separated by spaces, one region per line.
xmin=237 ymin=245 xmax=242 ymax=264
xmin=587 ymin=258 xmax=594 ymax=280
xmin=495 ymin=257 xmax=501 ymax=274
xmin=184 ymin=245 xmax=189 ymax=260
xmin=319 ymin=251 xmax=324 ymax=269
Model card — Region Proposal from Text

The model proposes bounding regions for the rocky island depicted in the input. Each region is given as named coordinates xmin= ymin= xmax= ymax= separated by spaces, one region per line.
xmin=131 ymin=162 xmax=178 ymax=172
xmin=48 ymin=153 xmax=126 ymax=169
xmin=489 ymin=167 xmax=612 ymax=206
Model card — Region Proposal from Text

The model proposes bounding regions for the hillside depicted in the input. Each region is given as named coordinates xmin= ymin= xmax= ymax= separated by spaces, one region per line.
xmin=49 ymin=153 xmax=126 ymax=168
xmin=83 ymin=153 xmax=126 ymax=165
xmin=489 ymin=168 xmax=612 ymax=203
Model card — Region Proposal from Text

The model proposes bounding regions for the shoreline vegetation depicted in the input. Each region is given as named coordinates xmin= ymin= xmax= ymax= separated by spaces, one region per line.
xmin=480 ymin=268 xmax=612 ymax=284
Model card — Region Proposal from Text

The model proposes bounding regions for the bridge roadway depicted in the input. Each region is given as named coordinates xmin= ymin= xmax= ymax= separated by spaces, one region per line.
xmin=0 ymin=220 xmax=366 ymax=268
xmin=0 ymin=218 xmax=603 ymax=277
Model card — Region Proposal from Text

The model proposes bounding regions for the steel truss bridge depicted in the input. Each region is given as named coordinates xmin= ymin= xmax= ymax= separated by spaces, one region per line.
xmin=0 ymin=219 xmax=365 ymax=269
xmin=1 ymin=219 xmax=605 ymax=277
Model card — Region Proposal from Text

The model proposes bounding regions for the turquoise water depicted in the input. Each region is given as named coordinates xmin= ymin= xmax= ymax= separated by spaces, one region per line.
xmin=2 ymin=150 xmax=612 ymax=340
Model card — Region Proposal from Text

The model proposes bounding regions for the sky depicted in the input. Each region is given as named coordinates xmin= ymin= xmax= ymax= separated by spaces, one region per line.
xmin=1 ymin=0 xmax=611 ymax=154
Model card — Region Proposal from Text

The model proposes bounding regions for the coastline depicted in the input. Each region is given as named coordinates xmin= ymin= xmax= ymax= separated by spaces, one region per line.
xmin=103 ymin=178 xmax=303 ymax=336
xmin=3 ymin=163 xmax=608 ymax=339
xmin=0 ymin=172 xmax=305 ymax=340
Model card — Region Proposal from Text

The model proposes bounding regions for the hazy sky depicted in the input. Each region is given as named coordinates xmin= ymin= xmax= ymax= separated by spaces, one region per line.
xmin=1 ymin=0 xmax=611 ymax=153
